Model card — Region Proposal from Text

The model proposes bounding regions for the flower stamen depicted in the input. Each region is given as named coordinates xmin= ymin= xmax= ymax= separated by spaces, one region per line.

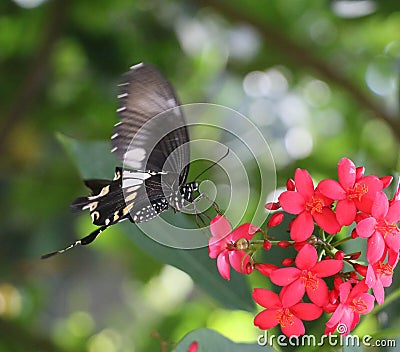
xmin=305 ymin=196 xmax=324 ymax=215
xmin=350 ymin=297 xmax=368 ymax=313
xmin=276 ymin=308 xmax=294 ymax=327
xmin=375 ymin=220 xmax=399 ymax=238
xmin=300 ymin=270 xmax=319 ymax=290
xmin=346 ymin=183 xmax=368 ymax=201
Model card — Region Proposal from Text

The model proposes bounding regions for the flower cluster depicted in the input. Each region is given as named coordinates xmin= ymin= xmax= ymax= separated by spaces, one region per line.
xmin=208 ymin=158 xmax=399 ymax=337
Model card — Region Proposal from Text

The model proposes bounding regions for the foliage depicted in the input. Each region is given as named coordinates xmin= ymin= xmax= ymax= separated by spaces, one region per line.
xmin=1 ymin=0 xmax=400 ymax=351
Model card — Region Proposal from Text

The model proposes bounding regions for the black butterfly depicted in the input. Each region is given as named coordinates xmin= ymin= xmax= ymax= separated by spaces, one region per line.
xmin=42 ymin=63 xmax=199 ymax=258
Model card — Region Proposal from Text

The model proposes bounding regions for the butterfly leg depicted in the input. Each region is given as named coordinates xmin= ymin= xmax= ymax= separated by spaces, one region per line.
xmin=192 ymin=192 xmax=223 ymax=216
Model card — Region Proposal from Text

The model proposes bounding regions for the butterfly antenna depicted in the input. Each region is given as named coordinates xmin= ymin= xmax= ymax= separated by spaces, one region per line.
xmin=41 ymin=225 xmax=109 ymax=259
xmin=193 ymin=147 xmax=229 ymax=181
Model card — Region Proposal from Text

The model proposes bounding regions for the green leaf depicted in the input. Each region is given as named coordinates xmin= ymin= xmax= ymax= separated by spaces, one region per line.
xmin=173 ymin=328 xmax=273 ymax=352
xmin=56 ymin=133 xmax=119 ymax=179
xmin=59 ymin=135 xmax=255 ymax=312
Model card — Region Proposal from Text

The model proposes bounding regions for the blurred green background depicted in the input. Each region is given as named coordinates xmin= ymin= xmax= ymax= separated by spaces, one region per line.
xmin=1 ymin=0 xmax=400 ymax=351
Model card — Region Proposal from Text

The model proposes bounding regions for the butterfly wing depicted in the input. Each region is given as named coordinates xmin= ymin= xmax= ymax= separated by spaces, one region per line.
xmin=111 ymin=63 xmax=190 ymax=184
xmin=71 ymin=168 xmax=171 ymax=225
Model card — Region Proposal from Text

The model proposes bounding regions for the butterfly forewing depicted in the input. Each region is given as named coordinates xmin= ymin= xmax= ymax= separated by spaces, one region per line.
xmin=111 ymin=63 xmax=190 ymax=181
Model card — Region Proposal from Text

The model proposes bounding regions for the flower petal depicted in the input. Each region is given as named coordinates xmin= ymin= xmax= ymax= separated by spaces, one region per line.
xmin=356 ymin=217 xmax=376 ymax=238
xmin=372 ymin=192 xmax=389 ymax=219
xmin=208 ymin=237 xmax=227 ymax=258
xmin=290 ymin=212 xmax=314 ymax=242
xmin=326 ymin=303 xmax=345 ymax=329
xmin=339 ymin=281 xmax=352 ymax=302
xmin=295 ymin=244 xmax=317 ymax=270
xmin=314 ymin=207 xmax=341 ymax=234
xmin=294 ymin=168 xmax=315 ymax=199
xmin=387 ymin=200 xmax=400 ymax=223
xmin=281 ymin=279 xmax=305 ymax=307
xmin=312 ymin=259 xmax=344 ymax=277
xmin=372 ymin=279 xmax=385 ymax=304
xmin=270 ymin=267 xmax=301 ymax=286
xmin=254 ymin=309 xmax=279 ymax=330
xmin=210 ymin=215 xmax=231 ymax=241
xmin=290 ymin=303 xmax=323 ymax=320
xmin=336 ymin=199 xmax=357 ymax=226
xmin=306 ymin=278 xmax=329 ymax=307
xmin=366 ymin=232 xmax=386 ymax=264
xmin=252 ymin=288 xmax=281 ymax=308
xmin=279 ymin=191 xmax=305 ymax=214
xmin=365 ymin=264 xmax=376 ymax=288
xmin=338 ymin=158 xmax=356 ymax=189
xmin=318 ymin=179 xmax=346 ymax=200
xmin=216 ymin=251 xmax=231 ymax=280
xmin=229 ymin=250 xmax=249 ymax=274
xmin=230 ymin=223 xmax=258 ymax=241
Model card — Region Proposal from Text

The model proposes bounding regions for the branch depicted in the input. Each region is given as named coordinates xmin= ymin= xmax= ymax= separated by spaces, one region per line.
xmin=194 ymin=0 xmax=400 ymax=141
xmin=0 ymin=0 xmax=69 ymax=152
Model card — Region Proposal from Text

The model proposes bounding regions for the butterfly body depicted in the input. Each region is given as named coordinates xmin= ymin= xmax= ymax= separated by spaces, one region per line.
xmin=42 ymin=63 xmax=198 ymax=258
xmin=72 ymin=168 xmax=199 ymax=225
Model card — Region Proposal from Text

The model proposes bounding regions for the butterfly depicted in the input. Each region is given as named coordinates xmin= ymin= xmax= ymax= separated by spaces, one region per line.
xmin=42 ymin=63 xmax=200 ymax=258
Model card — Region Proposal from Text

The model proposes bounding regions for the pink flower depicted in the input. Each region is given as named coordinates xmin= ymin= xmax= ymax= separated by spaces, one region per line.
xmin=366 ymin=249 xmax=398 ymax=304
xmin=209 ymin=215 xmax=258 ymax=280
xmin=325 ymin=281 xmax=375 ymax=335
xmin=279 ymin=169 xmax=341 ymax=242
xmin=253 ymin=288 xmax=323 ymax=337
xmin=318 ymin=158 xmax=383 ymax=226
xmin=356 ymin=192 xmax=400 ymax=263
xmin=270 ymin=244 xmax=343 ymax=307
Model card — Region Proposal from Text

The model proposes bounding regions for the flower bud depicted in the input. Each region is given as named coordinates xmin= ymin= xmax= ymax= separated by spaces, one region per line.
xmin=265 ymin=202 xmax=280 ymax=210
xmin=286 ymin=178 xmax=295 ymax=191
xmin=353 ymin=264 xmax=367 ymax=277
xmin=351 ymin=228 xmax=358 ymax=239
xmin=333 ymin=275 xmax=343 ymax=290
xmin=329 ymin=289 xmax=338 ymax=304
xmin=349 ymin=272 xmax=358 ymax=280
xmin=188 ymin=341 xmax=199 ymax=352
xmin=267 ymin=212 xmax=284 ymax=227
xmin=355 ymin=166 xmax=365 ymax=180
xmin=293 ymin=241 xmax=307 ymax=251
xmin=348 ymin=252 xmax=361 ymax=260
xmin=254 ymin=263 xmax=278 ymax=276
xmin=380 ymin=175 xmax=393 ymax=189
xmin=245 ymin=262 xmax=254 ymax=274
xmin=278 ymin=240 xmax=291 ymax=248
xmin=334 ymin=251 xmax=345 ymax=260
xmin=263 ymin=240 xmax=272 ymax=251
xmin=282 ymin=257 xmax=295 ymax=266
